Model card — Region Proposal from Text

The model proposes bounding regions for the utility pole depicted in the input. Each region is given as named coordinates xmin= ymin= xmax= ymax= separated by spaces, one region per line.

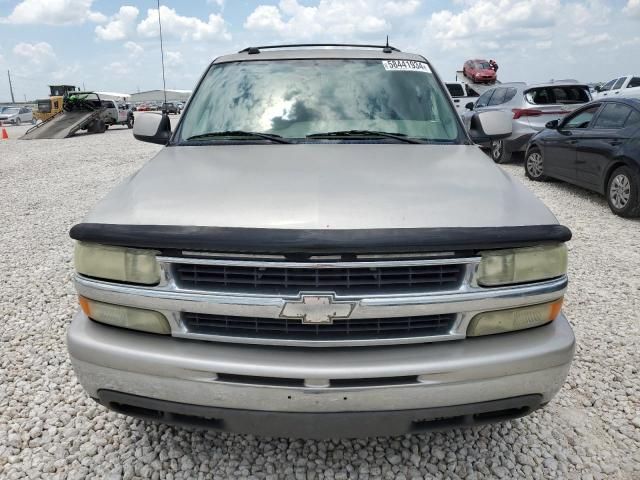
xmin=7 ymin=70 xmax=15 ymax=103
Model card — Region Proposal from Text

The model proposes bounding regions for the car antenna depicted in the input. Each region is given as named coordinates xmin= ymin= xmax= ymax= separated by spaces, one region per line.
xmin=383 ymin=35 xmax=392 ymax=54
xmin=157 ymin=0 xmax=168 ymax=113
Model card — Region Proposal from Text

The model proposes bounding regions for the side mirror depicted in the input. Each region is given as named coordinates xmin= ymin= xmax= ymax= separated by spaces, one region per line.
xmin=133 ymin=112 xmax=171 ymax=145
xmin=468 ymin=111 xmax=512 ymax=143
xmin=465 ymin=102 xmax=475 ymax=111
xmin=545 ymin=119 xmax=560 ymax=129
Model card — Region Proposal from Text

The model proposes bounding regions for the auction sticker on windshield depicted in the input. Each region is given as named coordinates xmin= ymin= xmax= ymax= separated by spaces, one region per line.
xmin=382 ymin=60 xmax=431 ymax=73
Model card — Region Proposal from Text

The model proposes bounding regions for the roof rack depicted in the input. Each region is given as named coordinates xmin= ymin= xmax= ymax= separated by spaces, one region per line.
xmin=238 ymin=43 xmax=401 ymax=55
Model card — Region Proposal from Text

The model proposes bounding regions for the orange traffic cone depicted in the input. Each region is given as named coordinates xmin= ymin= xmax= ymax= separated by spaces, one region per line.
xmin=1 ymin=128 xmax=8 ymax=140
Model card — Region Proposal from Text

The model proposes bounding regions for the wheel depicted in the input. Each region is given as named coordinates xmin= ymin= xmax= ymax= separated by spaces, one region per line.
xmin=606 ymin=166 xmax=640 ymax=217
xmin=15 ymin=118 xmax=21 ymax=126
xmin=88 ymin=119 xmax=106 ymax=134
xmin=490 ymin=140 xmax=512 ymax=164
xmin=126 ymin=117 xmax=133 ymax=129
xmin=525 ymin=148 xmax=548 ymax=181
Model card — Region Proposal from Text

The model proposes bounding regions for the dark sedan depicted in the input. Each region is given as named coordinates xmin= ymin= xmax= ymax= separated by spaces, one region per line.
xmin=524 ymin=98 xmax=640 ymax=217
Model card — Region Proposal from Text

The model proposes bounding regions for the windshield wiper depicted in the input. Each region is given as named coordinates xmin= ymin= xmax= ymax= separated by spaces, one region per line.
xmin=185 ymin=130 xmax=292 ymax=144
xmin=306 ymin=130 xmax=425 ymax=144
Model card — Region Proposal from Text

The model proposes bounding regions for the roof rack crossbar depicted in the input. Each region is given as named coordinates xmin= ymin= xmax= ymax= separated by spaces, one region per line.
xmin=238 ymin=43 xmax=401 ymax=54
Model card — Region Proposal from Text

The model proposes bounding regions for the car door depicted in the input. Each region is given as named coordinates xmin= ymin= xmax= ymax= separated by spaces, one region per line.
xmin=608 ymin=77 xmax=628 ymax=98
xmin=598 ymin=79 xmax=617 ymax=98
xmin=575 ymin=104 xmax=640 ymax=192
xmin=625 ymin=77 xmax=640 ymax=100
xmin=543 ymin=104 xmax=601 ymax=181
xmin=19 ymin=107 xmax=29 ymax=122
xmin=462 ymin=89 xmax=494 ymax=130
xmin=117 ymin=104 xmax=128 ymax=122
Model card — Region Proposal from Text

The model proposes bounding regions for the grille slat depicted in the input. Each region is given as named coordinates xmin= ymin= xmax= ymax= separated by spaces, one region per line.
xmin=174 ymin=263 xmax=464 ymax=294
xmin=182 ymin=312 xmax=455 ymax=341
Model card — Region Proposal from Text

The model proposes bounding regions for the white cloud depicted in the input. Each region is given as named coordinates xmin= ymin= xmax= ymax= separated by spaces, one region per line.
xmin=625 ymin=0 xmax=640 ymax=17
xmin=571 ymin=32 xmax=611 ymax=47
xmin=124 ymin=41 xmax=144 ymax=58
xmin=427 ymin=0 xmax=559 ymax=50
xmin=137 ymin=6 xmax=230 ymax=41
xmin=244 ymin=0 xmax=419 ymax=38
xmin=165 ymin=51 xmax=183 ymax=68
xmin=425 ymin=0 xmax=612 ymax=52
xmin=95 ymin=6 xmax=139 ymax=41
xmin=13 ymin=42 xmax=56 ymax=67
xmin=3 ymin=0 xmax=105 ymax=26
xmin=103 ymin=61 xmax=130 ymax=75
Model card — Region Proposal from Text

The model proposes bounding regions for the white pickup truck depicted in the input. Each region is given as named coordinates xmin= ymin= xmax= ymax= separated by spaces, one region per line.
xmin=595 ymin=75 xmax=640 ymax=100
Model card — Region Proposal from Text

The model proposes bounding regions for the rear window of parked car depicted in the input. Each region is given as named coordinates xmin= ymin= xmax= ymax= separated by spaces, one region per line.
xmin=628 ymin=77 xmax=640 ymax=89
xmin=446 ymin=83 xmax=465 ymax=97
xmin=593 ymin=104 xmax=636 ymax=129
xmin=525 ymin=86 xmax=590 ymax=105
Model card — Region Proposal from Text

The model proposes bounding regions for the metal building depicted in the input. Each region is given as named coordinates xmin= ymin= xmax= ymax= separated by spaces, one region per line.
xmin=129 ymin=89 xmax=192 ymax=103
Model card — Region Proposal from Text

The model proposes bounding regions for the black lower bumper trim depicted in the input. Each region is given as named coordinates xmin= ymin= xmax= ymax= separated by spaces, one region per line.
xmin=97 ymin=390 xmax=543 ymax=439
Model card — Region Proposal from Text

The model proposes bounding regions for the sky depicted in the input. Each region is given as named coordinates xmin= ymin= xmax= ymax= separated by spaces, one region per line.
xmin=0 ymin=0 xmax=639 ymax=101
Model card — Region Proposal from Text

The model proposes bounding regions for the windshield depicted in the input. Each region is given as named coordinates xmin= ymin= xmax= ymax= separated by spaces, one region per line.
xmin=178 ymin=59 xmax=463 ymax=143
xmin=477 ymin=62 xmax=491 ymax=69
xmin=4 ymin=108 xmax=20 ymax=115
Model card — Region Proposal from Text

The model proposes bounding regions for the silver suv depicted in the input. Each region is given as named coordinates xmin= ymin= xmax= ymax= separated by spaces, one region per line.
xmin=67 ymin=45 xmax=574 ymax=438
xmin=463 ymin=82 xmax=592 ymax=163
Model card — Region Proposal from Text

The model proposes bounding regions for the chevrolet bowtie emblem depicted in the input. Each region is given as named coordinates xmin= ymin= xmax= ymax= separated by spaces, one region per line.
xmin=280 ymin=294 xmax=356 ymax=325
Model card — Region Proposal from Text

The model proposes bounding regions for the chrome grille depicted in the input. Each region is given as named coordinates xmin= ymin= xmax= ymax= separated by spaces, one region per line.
xmin=172 ymin=262 xmax=465 ymax=294
xmin=182 ymin=312 xmax=456 ymax=341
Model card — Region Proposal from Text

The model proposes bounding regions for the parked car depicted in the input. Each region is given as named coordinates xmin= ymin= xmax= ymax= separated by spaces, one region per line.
xmin=463 ymin=82 xmax=592 ymax=163
xmin=67 ymin=44 xmax=574 ymax=439
xmin=162 ymin=102 xmax=180 ymax=114
xmin=0 ymin=106 xmax=36 ymax=125
xmin=463 ymin=59 xmax=496 ymax=84
xmin=595 ymin=75 xmax=640 ymax=100
xmin=525 ymin=98 xmax=640 ymax=217
xmin=136 ymin=104 xmax=151 ymax=112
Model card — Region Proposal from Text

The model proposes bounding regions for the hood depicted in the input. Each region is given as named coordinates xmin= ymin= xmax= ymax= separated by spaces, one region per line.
xmin=85 ymin=144 xmax=558 ymax=229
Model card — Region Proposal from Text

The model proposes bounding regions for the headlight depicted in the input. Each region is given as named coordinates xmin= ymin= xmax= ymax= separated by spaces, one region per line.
xmin=477 ymin=243 xmax=567 ymax=287
xmin=74 ymin=242 xmax=160 ymax=285
xmin=79 ymin=297 xmax=171 ymax=334
xmin=467 ymin=298 xmax=563 ymax=337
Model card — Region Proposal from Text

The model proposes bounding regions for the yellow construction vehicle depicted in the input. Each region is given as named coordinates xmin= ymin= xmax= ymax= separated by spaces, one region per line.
xmin=34 ymin=85 xmax=79 ymax=122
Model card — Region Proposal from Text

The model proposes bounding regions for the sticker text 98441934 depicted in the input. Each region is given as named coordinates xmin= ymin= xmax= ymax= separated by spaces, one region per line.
xmin=381 ymin=60 xmax=431 ymax=73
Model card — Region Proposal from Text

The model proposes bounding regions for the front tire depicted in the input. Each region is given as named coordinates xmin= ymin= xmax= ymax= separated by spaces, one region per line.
xmin=15 ymin=118 xmax=21 ymax=126
xmin=525 ymin=148 xmax=548 ymax=181
xmin=490 ymin=140 xmax=512 ymax=164
xmin=607 ymin=166 xmax=640 ymax=218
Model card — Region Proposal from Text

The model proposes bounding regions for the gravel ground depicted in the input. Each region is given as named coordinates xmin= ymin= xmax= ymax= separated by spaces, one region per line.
xmin=1 ymin=125 xmax=639 ymax=480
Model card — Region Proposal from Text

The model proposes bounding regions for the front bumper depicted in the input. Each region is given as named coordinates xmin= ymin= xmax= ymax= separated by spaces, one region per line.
xmin=68 ymin=311 xmax=575 ymax=437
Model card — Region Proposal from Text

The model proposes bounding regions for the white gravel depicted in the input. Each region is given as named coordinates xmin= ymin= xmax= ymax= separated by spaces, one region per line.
xmin=1 ymin=126 xmax=639 ymax=479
